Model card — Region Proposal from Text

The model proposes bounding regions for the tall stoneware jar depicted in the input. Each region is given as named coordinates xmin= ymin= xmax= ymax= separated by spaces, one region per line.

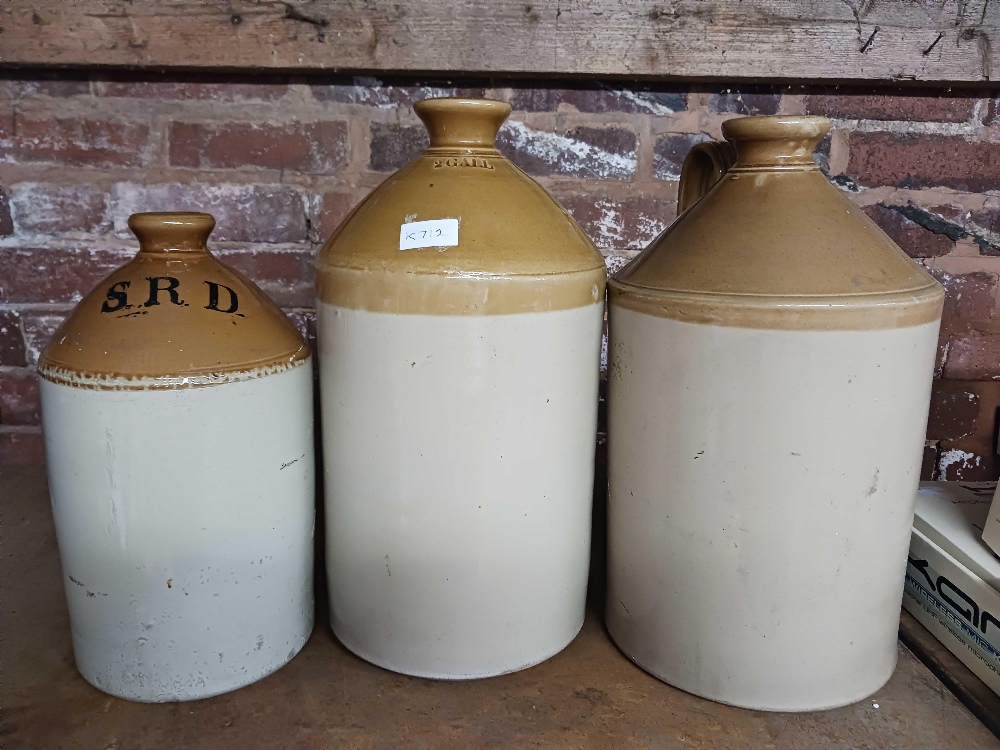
xmin=39 ymin=213 xmax=315 ymax=702
xmin=317 ymin=98 xmax=606 ymax=678
xmin=605 ymin=116 xmax=944 ymax=711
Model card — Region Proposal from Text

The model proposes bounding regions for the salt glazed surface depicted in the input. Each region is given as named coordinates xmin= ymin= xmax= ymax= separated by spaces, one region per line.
xmin=316 ymin=98 xmax=606 ymax=679
xmin=39 ymin=212 xmax=315 ymax=702
xmin=606 ymin=116 xmax=944 ymax=712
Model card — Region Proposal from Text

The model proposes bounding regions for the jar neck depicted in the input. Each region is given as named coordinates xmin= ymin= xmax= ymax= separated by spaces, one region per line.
xmin=129 ymin=212 xmax=215 ymax=254
xmin=415 ymin=98 xmax=511 ymax=149
xmin=730 ymin=139 xmax=822 ymax=171
xmin=721 ymin=115 xmax=829 ymax=172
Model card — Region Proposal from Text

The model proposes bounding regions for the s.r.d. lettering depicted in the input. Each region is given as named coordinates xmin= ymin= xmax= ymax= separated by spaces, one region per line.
xmin=101 ymin=280 xmax=131 ymax=313
xmin=100 ymin=276 xmax=244 ymax=317
xmin=145 ymin=276 xmax=184 ymax=307
xmin=204 ymin=281 xmax=239 ymax=314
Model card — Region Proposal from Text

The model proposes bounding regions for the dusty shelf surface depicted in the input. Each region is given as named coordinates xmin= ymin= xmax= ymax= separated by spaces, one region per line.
xmin=2 ymin=465 xmax=998 ymax=750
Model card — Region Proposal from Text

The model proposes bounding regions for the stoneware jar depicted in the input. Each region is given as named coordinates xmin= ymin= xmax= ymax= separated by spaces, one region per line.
xmin=39 ymin=212 xmax=315 ymax=702
xmin=316 ymin=98 xmax=606 ymax=679
xmin=605 ymin=116 xmax=944 ymax=711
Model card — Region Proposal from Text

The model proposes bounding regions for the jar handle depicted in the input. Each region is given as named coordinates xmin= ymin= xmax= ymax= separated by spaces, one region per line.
xmin=677 ymin=141 xmax=737 ymax=214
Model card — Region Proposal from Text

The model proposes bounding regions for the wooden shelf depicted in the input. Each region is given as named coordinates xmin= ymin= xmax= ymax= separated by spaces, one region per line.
xmin=2 ymin=1 xmax=999 ymax=85
xmin=2 ymin=464 xmax=997 ymax=748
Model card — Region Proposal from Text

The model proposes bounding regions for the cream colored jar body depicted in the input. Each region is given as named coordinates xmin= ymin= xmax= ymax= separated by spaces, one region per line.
xmin=605 ymin=309 xmax=939 ymax=711
xmin=320 ymin=301 xmax=603 ymax=678
xmin=40 ymin=364 xmax=315 ymax=702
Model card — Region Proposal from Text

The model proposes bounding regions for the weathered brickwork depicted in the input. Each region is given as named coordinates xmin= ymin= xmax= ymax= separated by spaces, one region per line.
xmin=0 ymin=73 xmax=997 ymax=473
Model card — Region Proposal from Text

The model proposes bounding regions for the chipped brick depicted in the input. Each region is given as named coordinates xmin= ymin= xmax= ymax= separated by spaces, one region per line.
xmin=112 ymin=183 xmax=309 ymax=244
xmin=0 ymin=310 xmax=26 ymax=367
xmin=3 ymin=114 xmax=150 ymax=167
xmin=0 ymin=247 xmax=130 ymax=305
xmin=508 ymin=84 xmax=686 ymax=114
xmin=708 ymin=86 xmax=782 ymax=116
xmin=169 ymin=121 xmax=348 ymax=174
xmin=0 ymin=370 xmax=40 ymax=426
xmin=863 ymin=204 xmax=954 ymax=258
xmin=368 ymin=122 xmax=428 ymax=172
xmin=653 ymin=133 xmax=712 ymax=181
xmin=848 ymin=133 xmax=1000 ymax=192
xmin=9 ymin=183 xmax=109 ymax=235
xmin=310 ymin=76 xmax=487 ymax=107
xmin=95 ymin=73 xmax=288 ymax=100
xmin=498 ymin=122 xmax=636 ymax=180
xmin=556 ymin=194 xmax=673 ymax=251
xmin=805 ymin=87 xmax=977 ymax=122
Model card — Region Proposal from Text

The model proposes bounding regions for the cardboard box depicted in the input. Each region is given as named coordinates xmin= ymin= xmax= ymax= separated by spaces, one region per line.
xmin=903 ymin=481 xmax=1000 ymax=696
xmin=983 ymin=483 xmax=1000 ymax=558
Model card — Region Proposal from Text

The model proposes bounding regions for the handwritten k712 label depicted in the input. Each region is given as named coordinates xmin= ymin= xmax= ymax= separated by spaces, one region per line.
xmin=399 ymin=218 xmax=459 ymax=250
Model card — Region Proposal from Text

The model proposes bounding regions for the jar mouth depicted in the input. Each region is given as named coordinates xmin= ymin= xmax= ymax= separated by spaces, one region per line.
xmin=722 ymin=115 xmax=831 ymax=143
xmin=719 ymin=116 xmax=830 ymax=170
xmin=128 ymin=212 xmax=215 ymax=253
xmin=414 ymin=97 xmax=512 ymax=149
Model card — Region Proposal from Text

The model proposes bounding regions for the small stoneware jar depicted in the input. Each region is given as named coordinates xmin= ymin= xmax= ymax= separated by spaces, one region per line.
xmin=605 ymin=116 xmax=944 ymax=711
xmin=39 ymin=212 xmax=315 ymax=702
xmin=316 ymin=98 xmax=606 ymax=679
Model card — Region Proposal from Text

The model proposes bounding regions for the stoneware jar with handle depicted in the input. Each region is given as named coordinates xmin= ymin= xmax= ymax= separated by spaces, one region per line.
xmin=605 ymin=116 xmax=944 ymax=711
xmin=316 ymin=97 xmax=606 ymax=679
xmin=38 ymin=212 xmax=315 ymax=702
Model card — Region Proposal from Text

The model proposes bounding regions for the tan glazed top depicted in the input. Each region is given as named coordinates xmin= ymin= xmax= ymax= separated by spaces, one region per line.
xmin=610 ymin=116 xmax=943 ymax=330
xmin=38 ymin=213 xmax=309 ymax=389
xmin=316 ymin=98 xmax=607 ymax=316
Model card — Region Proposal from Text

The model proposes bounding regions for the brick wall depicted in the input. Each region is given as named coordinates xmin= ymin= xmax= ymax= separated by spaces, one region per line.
xmin=1 ymin=71 xmax=998 ymax=476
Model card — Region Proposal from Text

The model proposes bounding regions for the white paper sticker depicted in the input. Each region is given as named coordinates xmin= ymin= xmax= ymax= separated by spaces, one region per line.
xmin=399 ymin=218 xmax=459 ymax=250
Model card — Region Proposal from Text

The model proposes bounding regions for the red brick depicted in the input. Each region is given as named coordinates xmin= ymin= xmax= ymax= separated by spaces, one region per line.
xmin=0 ymin=310 xmax=26 ymax=367
xmin=942 ymin=328 xmax=1000 ymax=379
xmin=933 ymin=380 xmax=1000 ymax=480
xmin=0 ymin=188 xmax=12 ymax=236
xmin=937 ymin=441 xmax=996 ymax=481
xmin=215 ymin=247 xmax=314 ymax=307
xmin=3 ymin=114 xmax=150 ymax=167
xmin=0 ymin=247 xmax=130 ymax=305
xmin=95 ymin=73 xmax=287 ymax=101
xmin=112 ymin=183 xmax=309 ymax=244
xmin=508 ymin=84 xmax=686 ymax=114
xmin=9 ymin=183 xmax=109 ymax=235
xmin=0 ymin=370 xmax=40 ymax=426
xmin=929 ymin=269 xmax=997 ymax=325
xmin=313 ymin=190 xmax=364 ymax=241
xmin=555 ymin=194 xmax=673 ymax=251
xmin=967 ymin=207 xmax=1000 ymax=256
xmin=847 ymin=133 xmax=1000 ymax=192
xmin=368 ymin=123 xmax=428 ymax=172
xmin=310 ymin=76 xmax=487 ymax=106
xmin=653 ymin=133 xmax=712 ymax=181
xmin=863 ymin=204 xmax=954 ymax=258
xmin=0 ymin=76 xmax=90 ymax=99
xmin=497 ymin=123 xmax=636 ymax=180
xmin=21 ymin=313 xmax=67 ymax=367
xmin=169 ymin=121 xmax=348 ymax=174
xmin=709 ymin=86 xmax=782 ymax=116
xmin=0 ymin=429 xmax=45 ymax=466
xmin=927 ymin=380 xmax=980 ymax=440
xmin=805 ymin=87 xmax=976 ymax=122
